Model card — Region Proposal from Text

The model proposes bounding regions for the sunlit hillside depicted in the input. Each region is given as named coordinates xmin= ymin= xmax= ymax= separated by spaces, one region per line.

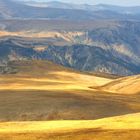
xmin=0 ymin=60 xmax=140 ymax=122
xmin=0 ymin=113 xmax=140 ymax=140
xmin=99 ymin=75 xmax=140 ymax=94
xmin=0 ymin=60 xmax=112 ymax=91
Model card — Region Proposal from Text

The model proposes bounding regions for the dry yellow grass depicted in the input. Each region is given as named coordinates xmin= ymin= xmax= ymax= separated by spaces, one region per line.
xmin=100 ymin=75 xmax=140 ymax=94
xmin=0 ymin=129 xmax=140 ymax=140
xmin=0 ymin=60 xmax=112 ymax=91
xmin=0 ymin=113 xmax=140 ymax=140
xmin=1 ymin=113 xmax=140 ymax=133
xmin=0 ymin=60 xmax=140 ymax=121
xmin=0 ymin=60 xmax=140 ymax=140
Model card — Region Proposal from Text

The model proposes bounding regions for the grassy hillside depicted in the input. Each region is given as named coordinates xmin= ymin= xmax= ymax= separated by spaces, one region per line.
xmin=0 ymin=60 xmax=140 ymax=121
xmin=0 ymin=113 xmax=140 ymax=140
xmin=0 ymin=60 xmax=112 ymax=90
xmin=98 ymin=75 xmax=140 ymax=94
xmin=0 ymin=61 xmax=140 ymax=139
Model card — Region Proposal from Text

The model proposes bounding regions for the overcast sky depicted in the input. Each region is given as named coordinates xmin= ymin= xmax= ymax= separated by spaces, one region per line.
xmin=21 ymin=0 xmax=140 ymax=6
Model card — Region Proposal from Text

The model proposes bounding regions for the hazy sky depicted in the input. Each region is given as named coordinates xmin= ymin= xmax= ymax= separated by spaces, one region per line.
xmin=22 ymin=0 xmax=140 ymax=6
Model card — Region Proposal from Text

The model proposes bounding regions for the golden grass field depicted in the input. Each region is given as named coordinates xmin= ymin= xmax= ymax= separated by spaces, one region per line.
xmin=99 ymin=75 xmax=140 ymax=94
xmin=0 ymin=113 xmax=140 ymax=140
xmin=0 ymin=60 xmax=140 ymax=139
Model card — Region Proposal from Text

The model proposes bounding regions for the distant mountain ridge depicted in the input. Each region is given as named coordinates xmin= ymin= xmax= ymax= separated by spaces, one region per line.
xmin=1 ymin=20 xmax=140 ymax=75
xmin=1 ymin=1 xmax=140 ymax=75
xmin=0 ymin=0 xmax=140 ymax=20
xmin=24 ymin=1 xmax=140 ymax=14
xmin=0 ymin=0 xmax=94 ymax=20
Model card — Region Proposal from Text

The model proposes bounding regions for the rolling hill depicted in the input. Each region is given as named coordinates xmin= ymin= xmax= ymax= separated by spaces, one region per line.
xmin=0 ymin=60 xmax=113 ymax=90
xmin=0 ymin=60 xmax=140 ymax=121
xmin=98 ymin=74 xmax=140 ymax=94
xmin=0 ymin=113 xmax=140 ymax=140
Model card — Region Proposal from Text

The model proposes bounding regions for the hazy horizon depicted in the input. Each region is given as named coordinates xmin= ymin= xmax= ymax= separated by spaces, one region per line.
xmin=17 ymin=0 xmax=140 ymax=6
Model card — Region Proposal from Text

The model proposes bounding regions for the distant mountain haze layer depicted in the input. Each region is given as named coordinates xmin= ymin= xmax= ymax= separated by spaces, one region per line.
xmin=0 ymin=0 xmax=140 ymax=20
xmin=24 ymin=1 xmax=140 ymax=14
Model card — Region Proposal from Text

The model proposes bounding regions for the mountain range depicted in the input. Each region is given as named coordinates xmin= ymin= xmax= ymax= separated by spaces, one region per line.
xmin=0 ymin=0 xmax=140 ymax=76
xmin=1 ymin=20 xmax=140 ymax=75
xmin=1 ymin=0 xmax=140 ymax=20
xmin=25 ymin=1 xmax=140 ymax=14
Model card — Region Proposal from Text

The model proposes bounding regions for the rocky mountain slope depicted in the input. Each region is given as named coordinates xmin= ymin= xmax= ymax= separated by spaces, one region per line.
xmin=0 ymin=37 xmax=140 ymax=75
xmin=0 ymin=1 xmax=140 ymax=76
xmin=1 ymin=20 xmax=140 ymax=75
